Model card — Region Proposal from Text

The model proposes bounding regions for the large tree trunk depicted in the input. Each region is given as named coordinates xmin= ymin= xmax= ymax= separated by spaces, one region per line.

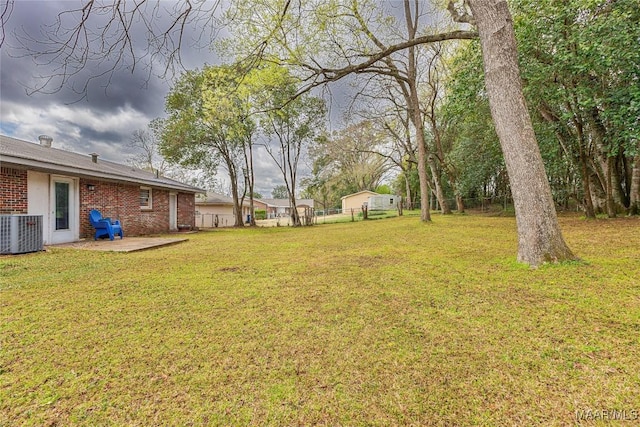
xmin=401 ymin=0 xmax=431 ymax=222
xmin=469 ymin=0 xmax=576 ymax=266
xmin=407 ymin=74 xmax=432 ymax=219
xmin=416 ymin=131 xmax=432 ymax=221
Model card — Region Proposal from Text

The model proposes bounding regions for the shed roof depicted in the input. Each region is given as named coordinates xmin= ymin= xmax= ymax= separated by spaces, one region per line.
xmin=340 ymin=190 xmax=378 ymax=200
xmin=1 ymin=134 xmax=203 ymax=193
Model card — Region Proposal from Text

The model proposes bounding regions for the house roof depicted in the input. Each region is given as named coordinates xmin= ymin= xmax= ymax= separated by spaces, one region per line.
xmin=260 ymin=198 xmax=315 ymax=208
xmin=340 ymin=190 xmax=378 ymax=200
xmin=196 ymin=195 xmax=314 ymax=208
xmin=0 ymin=134 xmax=203 ymax=193
xmin=195 ymin=194 xmax=314 ymax=208
xmin=196 ymin=192 xmax=245 ymax=206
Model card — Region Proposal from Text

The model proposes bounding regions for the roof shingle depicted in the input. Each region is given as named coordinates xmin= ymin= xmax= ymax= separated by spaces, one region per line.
xmin=1 ymin=134 xmax=203 ymax=193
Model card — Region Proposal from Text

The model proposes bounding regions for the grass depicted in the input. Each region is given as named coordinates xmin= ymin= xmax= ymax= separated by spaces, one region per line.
xmin=1 ymin=214 xmax=639 ymax=425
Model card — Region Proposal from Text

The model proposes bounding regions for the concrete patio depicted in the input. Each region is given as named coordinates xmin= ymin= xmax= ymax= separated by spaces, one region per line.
xmin=48 ymin=236 xmax=189 ymax=252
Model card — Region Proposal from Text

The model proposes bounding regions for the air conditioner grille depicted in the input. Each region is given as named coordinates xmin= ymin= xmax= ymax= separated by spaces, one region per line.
xmin=0 ymin=215 xmax=44 ymax=254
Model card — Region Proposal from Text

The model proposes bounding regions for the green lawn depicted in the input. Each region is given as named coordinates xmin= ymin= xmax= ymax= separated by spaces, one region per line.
xmin=1 ymin=214 xmax=639 ymax=425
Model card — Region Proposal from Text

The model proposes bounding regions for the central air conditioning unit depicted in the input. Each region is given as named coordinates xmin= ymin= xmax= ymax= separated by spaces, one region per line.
xmin=0 ymin=215 xmax=44 ymax=254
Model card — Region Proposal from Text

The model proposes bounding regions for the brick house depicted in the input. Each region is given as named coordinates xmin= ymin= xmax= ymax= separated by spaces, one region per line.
xmin=1 ymin=134 xmax=203 ymax=245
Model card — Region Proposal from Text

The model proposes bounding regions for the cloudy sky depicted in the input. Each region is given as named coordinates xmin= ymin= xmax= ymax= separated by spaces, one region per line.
xmin=0 ymin=0 xmax=354 ymax=196
xmin=1 ymin=2 xmax=195 ymax=154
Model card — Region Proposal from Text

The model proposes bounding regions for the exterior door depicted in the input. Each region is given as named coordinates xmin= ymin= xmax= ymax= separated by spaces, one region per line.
xmin=169 ymin=193 xmax=178 ymax=230
xmin=50 ymin=176 xmax=78 ymax=244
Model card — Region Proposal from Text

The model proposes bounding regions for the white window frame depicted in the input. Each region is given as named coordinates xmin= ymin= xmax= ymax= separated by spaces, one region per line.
xmin=140 ymin=186 xmax=153 ymax=210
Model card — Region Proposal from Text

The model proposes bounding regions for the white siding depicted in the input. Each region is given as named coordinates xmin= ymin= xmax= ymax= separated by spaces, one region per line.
xmin=27 ymin=171 xmax=51 ymax=244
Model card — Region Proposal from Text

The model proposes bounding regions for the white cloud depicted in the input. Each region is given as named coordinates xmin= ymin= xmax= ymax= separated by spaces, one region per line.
xmin=1 ymin=99 xmax=152 ymax=161
xmin=46 ymin=104 xmax=149 ymax=135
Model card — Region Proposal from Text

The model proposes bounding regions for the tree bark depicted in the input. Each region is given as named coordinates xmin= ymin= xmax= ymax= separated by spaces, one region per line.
xmin=630 ymin=155 xmax=640 ymax=215
xmin=426 ymin=76 xmax=453 ymax=215
xmin=579 ymin=152 xmax=596 ymax=218
xmin=456 ymin=194 xmax=465 ymax=213
xmin=404 ymin=171 xmax=414 ymax=210
xmin=403 ymin=1 xmax=432 ymax=222
xmin=468 ymin=0 xmax=576 ymax=266
xmin=427 ymin=154 xmax=450 ymax=214
xmin=416 ymin=135 xmax=432 ymax=221
xmin=575 ymin=124 xmax=597 ymax=218
xmin=611 ymin=154 xmax=627 ymax=210
xmin=605 ymin=156 xmax=617 ymax=217
xmin=246 ymin=136 xmax=257 ymax=226
xmin=228 ymin=168 xmax=244 ymax=227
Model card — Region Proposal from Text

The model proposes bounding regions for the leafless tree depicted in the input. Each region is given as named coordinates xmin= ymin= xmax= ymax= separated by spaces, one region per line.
xmin=0 ymin=0 xmax=14 ymax=47
xmin=128 ymin=126 xmax=167 ymax=174
xmin=10 ymin=0 xmax=221 ymax=97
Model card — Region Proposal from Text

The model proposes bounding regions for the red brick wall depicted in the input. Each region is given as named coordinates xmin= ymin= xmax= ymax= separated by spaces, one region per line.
xmin=0 ymin=168 xmax=195 ymax=236
xmin=178 ymin=193 xmax=195 ymax=227
xmin=79 ymin=178 xmax=196 ymax=238
xmin=0 ymin=167 xmax=28 ymax=214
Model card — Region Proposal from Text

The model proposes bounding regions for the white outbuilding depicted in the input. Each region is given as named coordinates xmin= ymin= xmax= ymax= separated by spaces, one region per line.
xmin=367 ymin=194 xmax=401 ymax=211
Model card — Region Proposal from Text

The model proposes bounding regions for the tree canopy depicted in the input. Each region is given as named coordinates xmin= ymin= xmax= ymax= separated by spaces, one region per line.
xmin=159 ymin=63 xmax=256 ymax=227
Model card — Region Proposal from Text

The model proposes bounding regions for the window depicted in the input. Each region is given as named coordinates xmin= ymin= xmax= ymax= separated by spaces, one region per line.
xmin=55 ymin=181 xmax=70 ymax=230
xmin=140 ymin=187 xmax=152 ymax=209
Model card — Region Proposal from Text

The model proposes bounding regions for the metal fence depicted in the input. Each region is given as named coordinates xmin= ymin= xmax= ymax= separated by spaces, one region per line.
xmin=195 ymin=213 xmax=237 ymax=228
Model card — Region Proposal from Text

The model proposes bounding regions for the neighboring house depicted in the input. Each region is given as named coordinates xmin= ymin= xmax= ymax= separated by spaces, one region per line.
xmin=195 ymin=195 xmax=314 ymax=225
xmin=252 ymin=198 xmax=269 ymax=215
xmin=341 ymin=190 xmax=378 ymax=213
xmin=0 ymin=134 xmax=203 ymax=245
xmin=367 ymin=194 xmax=401 ymax=211
xmin=259 ymin=198 xmax=315 ymax=219
xmin=195 ymin=192 xmax=252 ymax=227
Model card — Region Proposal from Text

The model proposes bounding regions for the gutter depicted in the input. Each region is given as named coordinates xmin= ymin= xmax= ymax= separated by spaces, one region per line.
xmin=1 ymin=155 xmax=205 ymax=194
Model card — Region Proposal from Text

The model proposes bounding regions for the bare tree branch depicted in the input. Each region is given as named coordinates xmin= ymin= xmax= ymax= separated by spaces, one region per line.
xmin=0 ymin=0 xmax=14 ymax=47
xmin=11 ymin=0 xmax=221 ymax=98
xmin=295 ymin=29 xmax=477 ymax=95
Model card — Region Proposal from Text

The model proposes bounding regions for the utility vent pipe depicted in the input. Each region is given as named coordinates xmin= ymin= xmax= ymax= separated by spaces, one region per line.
xmin=38 ymin=135 xmax=53 ymax=147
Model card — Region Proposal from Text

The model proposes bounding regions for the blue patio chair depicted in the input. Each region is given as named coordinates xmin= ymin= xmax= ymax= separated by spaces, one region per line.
xmin=89 ymin=209 xmax=123 ymax=241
